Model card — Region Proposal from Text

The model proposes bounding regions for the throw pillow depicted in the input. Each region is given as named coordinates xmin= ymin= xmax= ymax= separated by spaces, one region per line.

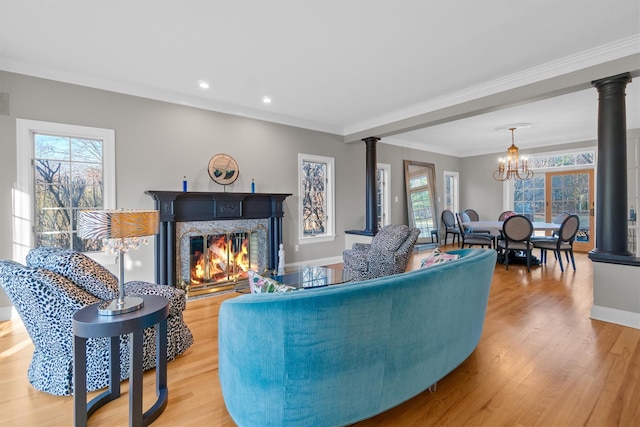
xmin=247 ymin=270 xmax=298 ymax=293
xmin=420 ymin=248 xmax=460 ymax=269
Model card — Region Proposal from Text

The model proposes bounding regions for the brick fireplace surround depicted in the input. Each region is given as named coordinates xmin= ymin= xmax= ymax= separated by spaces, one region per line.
xmin=145 ymin=191 xmax=291 ymax=288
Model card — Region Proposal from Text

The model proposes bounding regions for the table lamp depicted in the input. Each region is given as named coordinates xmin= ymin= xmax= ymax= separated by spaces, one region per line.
xmin=77 ymin=209 xmax=159 ymax=315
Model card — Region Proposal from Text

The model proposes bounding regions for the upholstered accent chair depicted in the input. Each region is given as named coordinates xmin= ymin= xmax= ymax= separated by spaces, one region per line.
xmin=0 ymin=247 xmax=193 ymax=396
xmin=343 ymin=224 xmax=420 ymax=281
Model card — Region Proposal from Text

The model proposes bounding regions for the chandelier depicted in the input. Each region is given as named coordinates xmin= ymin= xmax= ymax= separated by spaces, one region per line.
xmin=493 ymin=126 xmax=533 ymax=181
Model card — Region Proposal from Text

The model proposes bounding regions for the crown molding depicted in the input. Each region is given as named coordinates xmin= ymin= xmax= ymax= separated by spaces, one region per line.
xmin=2 ymin=35 xmax=638 ymax=139
xmin=343 ymin=35 xmax=640 ymax=136
xmin=0 ymin=58 xmax=342 ymax=135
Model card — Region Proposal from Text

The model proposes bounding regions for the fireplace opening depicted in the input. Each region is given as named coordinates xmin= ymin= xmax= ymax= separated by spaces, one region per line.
xmin=176 ymin=219 xmax=269 ymax=298
xmin=188 ymin=232 xmax=256 ymax=294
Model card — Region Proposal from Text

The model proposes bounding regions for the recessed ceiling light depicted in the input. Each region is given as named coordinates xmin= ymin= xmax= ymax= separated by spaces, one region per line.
xmin=198 ymin=80 xmax=210 ymax=90
xmin=262 ymin=96 xmax=272 ymax=104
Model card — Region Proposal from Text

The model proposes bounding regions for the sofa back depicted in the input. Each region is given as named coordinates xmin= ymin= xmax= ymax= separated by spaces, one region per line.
xmin=218 ymin=248 xmax=497 ymax=427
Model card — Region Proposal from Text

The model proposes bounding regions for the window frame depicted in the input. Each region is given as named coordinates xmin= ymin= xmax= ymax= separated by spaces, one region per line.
xmin=298 ymin=153 xmax=335 ymax=244
xmin=377 ymin=163 xmax=391 ymax=228
xmin=16 ymin=119 xmax=116 ymax=263
xmin=443 ymin=170 xmax=459 ymax=216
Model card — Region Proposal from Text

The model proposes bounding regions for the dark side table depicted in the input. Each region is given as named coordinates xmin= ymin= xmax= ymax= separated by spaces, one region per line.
xmin=73 ymin=294 xmax=169 ymax=427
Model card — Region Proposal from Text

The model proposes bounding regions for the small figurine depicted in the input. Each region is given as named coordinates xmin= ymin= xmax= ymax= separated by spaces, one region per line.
xmin=277 ymin=243 xmax=285 ymax=275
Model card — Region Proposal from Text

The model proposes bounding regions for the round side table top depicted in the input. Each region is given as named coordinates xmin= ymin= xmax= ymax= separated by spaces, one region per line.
xmin=73 ymin=294 xmax=169 ymax=338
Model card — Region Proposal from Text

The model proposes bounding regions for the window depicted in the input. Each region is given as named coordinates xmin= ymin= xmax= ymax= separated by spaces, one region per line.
xmin=16 ymin=119 xmax=115 ymax=258
xmin=298 ymin=154 xmax=335 ymax=243
xmin=513 ymin=175 xmax=546 ymax=222
xmin=508 ymin=149 xmax=596 ymax=222
xmin=443 ymin=171 xmax=459 ymax=215
xmin=528 ymin=150 xmax=595 ymax=170
xmin=377 ymin=163 xmax=391 ymax=229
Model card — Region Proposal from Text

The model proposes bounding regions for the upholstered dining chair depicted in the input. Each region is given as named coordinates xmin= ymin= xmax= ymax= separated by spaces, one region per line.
xmin=463 ymin=209 xmax=480 ymax=221
xmin=532 ymin=214 xmax=580 ymax=272
xmin=455 ymin=213 xmax=494 ymax=249
xmin=441 ymin=210 xmax=461 ymax=247
xmin=498 ymin=210 xmax=517 ymax=221
xmin=496 ymin=214 xmax=534 ymax=272
xmin=460 ymin=210 xmax=492 ymax=235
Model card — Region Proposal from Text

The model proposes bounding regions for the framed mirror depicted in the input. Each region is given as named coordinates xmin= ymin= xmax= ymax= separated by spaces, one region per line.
xmin=404 ymin=160 xmax=439 ymax=243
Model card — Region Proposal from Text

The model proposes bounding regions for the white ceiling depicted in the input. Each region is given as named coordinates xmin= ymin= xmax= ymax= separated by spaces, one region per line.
xmin=1 ymin=1 xmax=639 ymax=157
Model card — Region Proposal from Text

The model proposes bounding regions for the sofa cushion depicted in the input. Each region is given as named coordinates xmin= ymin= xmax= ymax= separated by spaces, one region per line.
xmin=247 ymin=270 xmax=297 ymax=293
xmin=26 ymin=246 xmax=118 ymax=301
xmin=420 ymin=248 xmax=460 ymax=269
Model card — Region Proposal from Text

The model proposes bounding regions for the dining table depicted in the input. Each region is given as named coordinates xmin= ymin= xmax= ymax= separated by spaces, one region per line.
xmin=462 ymin=220 xmax=560 ymax=237
xmin=462 ymin=220 xmax=561 ymax=267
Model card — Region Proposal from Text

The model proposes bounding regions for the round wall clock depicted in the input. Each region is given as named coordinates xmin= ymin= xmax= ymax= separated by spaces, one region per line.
xmin=208 ymin=154 xmax=239 ymax=185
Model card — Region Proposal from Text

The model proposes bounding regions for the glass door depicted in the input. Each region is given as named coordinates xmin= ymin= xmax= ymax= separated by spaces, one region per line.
xmin=545 ymin=170 xmax=594 ymax=252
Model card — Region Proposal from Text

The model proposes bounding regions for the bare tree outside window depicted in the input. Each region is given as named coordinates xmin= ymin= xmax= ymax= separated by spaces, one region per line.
xmin=34 ymin=133 xmax=105 ymax=252
xmin=302 ymin=160 xmax=327 ymax=235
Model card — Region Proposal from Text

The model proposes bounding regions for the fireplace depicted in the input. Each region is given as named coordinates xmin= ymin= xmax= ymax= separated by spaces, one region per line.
xmin=190 ymin=233 xmax=250 ymax=285
xmin=176 ymin=218 xmax=268 ymax=296
xmin=146 ymin=191 xmax=291 ymax=297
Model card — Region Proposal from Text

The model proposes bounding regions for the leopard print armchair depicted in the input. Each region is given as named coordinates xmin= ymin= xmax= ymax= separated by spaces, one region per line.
xmin=342 ymin=224 xmax=421 ymax=281
xmin=0 ymin=247 xmax=193 ymax=396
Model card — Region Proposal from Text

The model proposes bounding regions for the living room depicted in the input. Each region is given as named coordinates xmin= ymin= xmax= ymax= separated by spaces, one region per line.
xmin=1 ymin=2 xmax=640 ymax=426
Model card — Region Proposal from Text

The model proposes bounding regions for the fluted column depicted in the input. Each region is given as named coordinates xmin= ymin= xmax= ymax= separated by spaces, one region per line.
xmin=590 ymin=73 xmax=633 ymax=260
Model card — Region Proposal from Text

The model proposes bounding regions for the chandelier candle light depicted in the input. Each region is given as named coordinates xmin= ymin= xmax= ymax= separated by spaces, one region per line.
xmin=493 ymin=125 xmax=534 ymax=181
xmin=77 ymin=209 xmax=160 ymax=315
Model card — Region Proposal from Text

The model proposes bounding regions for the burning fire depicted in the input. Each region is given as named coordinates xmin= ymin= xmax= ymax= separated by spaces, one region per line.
xmin=191 ymin=235 xmax=249 ymax=285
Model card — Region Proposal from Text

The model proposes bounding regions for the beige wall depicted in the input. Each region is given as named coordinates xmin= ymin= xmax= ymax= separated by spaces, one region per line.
xmin=0 ymin=71 xmax=453 ymax=290
xmin=2 ymin=70 xmax=638 ymax=328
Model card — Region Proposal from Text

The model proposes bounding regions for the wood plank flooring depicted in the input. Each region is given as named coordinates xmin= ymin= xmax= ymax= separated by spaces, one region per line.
xmin=1 ymin=245 xmax=639 ymax=426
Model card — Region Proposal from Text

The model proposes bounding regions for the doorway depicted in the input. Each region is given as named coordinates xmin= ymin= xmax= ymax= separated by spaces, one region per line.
xmin=545 ymin=170 xmax=594 ymax=252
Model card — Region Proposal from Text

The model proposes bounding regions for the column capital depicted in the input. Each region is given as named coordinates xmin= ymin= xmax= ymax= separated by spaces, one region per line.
xmin=592 ymin=72 xmax=632 ymax=88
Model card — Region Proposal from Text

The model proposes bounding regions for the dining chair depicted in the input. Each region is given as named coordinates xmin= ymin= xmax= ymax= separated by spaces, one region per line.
xmin=498 ymin=210 xmax=517 ymax=221
xmin=552 ymin=212 xmax=570 ymax=236
xmin=455 ymin=213 xmax=494 ymax=249
xmin=459 ymin=211 xmax=493 ymax=238
xmin=532 ymin=214 xmax=580 ymax=272
xmin=441 ymin=210 xmax=461 ymax=247
xmin=496 ymin=214 xmax=534 ymax=272
xmin=463 ymin=209 xmax=480 ymax=221
xmin=531 ymin=211 xmax=571 ymax=244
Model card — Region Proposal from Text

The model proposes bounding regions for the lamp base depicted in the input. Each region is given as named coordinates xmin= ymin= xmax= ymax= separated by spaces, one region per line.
xmin=97 ymin=296 xmax=144 ymax=316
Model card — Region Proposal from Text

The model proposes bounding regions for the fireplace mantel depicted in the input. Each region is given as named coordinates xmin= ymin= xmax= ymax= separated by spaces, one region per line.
xmin=146 ymin=191 xmax=292 ymax=286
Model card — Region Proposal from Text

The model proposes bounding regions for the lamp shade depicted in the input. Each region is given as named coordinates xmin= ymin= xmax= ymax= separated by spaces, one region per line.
xmin=77 ymin=209 xmax=159 ymax=240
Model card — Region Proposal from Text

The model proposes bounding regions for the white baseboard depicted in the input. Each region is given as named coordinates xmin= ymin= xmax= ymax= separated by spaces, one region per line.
xmin=591 ymin=305 xmax=640 ymax=329
xmin=0 ymin=306 xmax=15 ymax=321
xmin=287 ymin=255 xmax=343 ymax=269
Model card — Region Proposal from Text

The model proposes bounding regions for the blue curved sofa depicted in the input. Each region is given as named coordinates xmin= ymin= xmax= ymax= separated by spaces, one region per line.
xmin=218 ymin=248 xmax=497 ymax=426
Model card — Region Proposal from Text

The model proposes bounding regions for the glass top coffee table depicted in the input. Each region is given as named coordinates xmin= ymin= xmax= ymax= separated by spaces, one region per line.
xmin=236 ymin=266 xmax=351 ymax=293
xmin=273 ymin=265 xmax=352 ymax=289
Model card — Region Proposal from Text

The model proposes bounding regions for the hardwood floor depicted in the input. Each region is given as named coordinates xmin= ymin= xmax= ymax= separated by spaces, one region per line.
xmin=1 ymin=246 xmax=639 ymax=426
